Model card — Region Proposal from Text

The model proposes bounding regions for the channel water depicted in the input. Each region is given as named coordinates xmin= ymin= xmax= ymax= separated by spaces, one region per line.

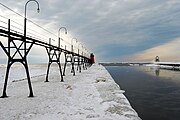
xmin=105 ymin=65 xmax=180 ymax=120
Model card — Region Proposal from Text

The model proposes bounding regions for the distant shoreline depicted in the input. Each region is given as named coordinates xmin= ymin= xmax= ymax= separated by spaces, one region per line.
xmin=100 ymin=62 xmax=151 ymax=66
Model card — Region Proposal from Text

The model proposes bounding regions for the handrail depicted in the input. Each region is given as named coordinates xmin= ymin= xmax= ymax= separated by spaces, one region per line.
xmin=0 ymin=28 xmax=90 ymax=59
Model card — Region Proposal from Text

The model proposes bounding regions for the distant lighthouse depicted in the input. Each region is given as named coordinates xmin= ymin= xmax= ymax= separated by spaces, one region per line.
xmin=155 ymin=56 xmax=160 ymax=62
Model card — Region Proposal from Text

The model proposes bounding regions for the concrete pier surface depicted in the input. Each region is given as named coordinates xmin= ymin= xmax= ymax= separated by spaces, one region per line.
xmin=0 ymin=64 xmax=141 ymax=120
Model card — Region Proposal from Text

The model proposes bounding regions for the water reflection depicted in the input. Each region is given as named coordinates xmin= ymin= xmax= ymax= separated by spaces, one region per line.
xmin=106 ymin=66 xmax=180 ymax=120
xmin=134 ymin=66 xmax=180 ymax=85
xmin=155 ymin=69 xmax=160 ymax=76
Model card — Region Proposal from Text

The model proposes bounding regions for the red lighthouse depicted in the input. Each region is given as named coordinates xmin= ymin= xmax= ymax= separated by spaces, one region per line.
xmin=90 ymin=53 xmax=95 ymax=64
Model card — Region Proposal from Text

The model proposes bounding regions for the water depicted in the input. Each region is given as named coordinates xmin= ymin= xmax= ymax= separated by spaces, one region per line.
xmin=105 ymin=66 xmax=180 ymax=120
xmin=0 ymin=63 xmax=70 ymax=83
xmin=0 ymin=64 xmax=47 ymax=83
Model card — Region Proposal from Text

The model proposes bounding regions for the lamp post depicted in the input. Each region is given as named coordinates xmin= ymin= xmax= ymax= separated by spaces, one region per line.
xmin=81 ymin=44 xmax=84 ymax=56
xmin=58 ymin=27 xmax=67 ymax=48
xmin=77 ymin=42 xmax=82 ymax=72
xmin=24 ymin=0 xmax=40 ymax=53
xmin=24 ymin=0 xmax=40 ymax=38
xmin=78 ymin=42 xmax=82 ymax=55
xmin=84 ymin=48 xmax=87 ymax=57
xmin=71 ymin=38 xmax=77 ymax=53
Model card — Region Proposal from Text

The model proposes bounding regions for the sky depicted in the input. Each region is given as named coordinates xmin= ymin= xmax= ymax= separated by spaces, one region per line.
xmin=1 ymin=0 xmax=180 ymax=63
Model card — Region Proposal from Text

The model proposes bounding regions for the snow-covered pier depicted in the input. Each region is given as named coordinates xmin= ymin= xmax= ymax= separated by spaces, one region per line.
xmin=0 ymin=64 xmax=141 ymax=120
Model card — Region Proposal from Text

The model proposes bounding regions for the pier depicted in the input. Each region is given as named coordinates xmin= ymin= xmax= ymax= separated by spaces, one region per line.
xmin=0 ymin=64 xmax=141 ymax=120
xmin=0 ymin=1 xmax=91 ymax=98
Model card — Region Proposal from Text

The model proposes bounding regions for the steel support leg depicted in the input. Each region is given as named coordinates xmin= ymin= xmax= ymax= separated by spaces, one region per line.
xmin=63 ymin=54 xmax=75 ymax=76
xmin=45 ymin=62 xmax=51 ymax=82
xmin=22 ymin=60 xmax=34 ymax=97
xmin=63 ymin=62 xmax=67 ymax=76
xmin=77 ymin=63 xmax=79 ymax=71
xmin=71 ymin=62 xmax=75 ymax=76
xmin=58 ymin=61 xmax=64 ymax=82
xmin=79 ymin=57 xmax=81 ymax=73
xmin=1 ymin=61 xmax=12 ymax=98
xmin=45 ymin=47 xmax=64 ymax=82
xmin=79 ymin=64 xmax=81 ymax=73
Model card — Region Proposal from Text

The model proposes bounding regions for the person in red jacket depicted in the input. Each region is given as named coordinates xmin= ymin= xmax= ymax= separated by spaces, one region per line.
xmin=90 ymin=53 xmax=95 ymax=64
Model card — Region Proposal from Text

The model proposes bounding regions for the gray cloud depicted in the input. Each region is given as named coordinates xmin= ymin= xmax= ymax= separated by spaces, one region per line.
xmin=1 ymin=0 xmax=180 ymax=62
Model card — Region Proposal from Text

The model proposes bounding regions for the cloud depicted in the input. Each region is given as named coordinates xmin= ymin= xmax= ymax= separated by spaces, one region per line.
xmin=129 ymin=37 xmax=180 ymax=62
xmin=1 ymin=0 xmax=180 ymax=63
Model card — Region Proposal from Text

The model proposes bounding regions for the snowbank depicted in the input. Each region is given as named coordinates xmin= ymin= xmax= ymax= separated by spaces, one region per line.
xmin=0 ymin=64 xmax=141 ymax=120
xmin=146 ymin=63 xmax=180 ymax=70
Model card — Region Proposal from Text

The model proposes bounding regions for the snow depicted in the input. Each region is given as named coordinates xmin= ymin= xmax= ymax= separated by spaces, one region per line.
xmin=154 ymin=62 xmax=180 ymax=64
xmin=146 ymin=62 xmax=180 ymax=70
xmin=0 ymin=64 xmax=141 ymax=120
xmin=0 ymin=64 xmax=47 ymax=83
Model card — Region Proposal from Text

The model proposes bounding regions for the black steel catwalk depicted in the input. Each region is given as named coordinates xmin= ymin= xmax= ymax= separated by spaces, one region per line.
xmin=0 ymin=19 xmax=91 ymax=98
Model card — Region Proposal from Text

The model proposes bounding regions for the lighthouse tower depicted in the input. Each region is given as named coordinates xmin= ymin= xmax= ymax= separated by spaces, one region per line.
xmin=155 ymin=56 xmax=160 ymax=62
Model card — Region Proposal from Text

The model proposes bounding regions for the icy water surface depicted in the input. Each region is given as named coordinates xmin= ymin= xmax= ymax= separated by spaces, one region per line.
xmin=0 ymin=64 xmax=48 ymax=83
xmin=106 ymin=66 xmax=180 ymax=120
xmin=0 ymin=64 xmax=69 ymax=83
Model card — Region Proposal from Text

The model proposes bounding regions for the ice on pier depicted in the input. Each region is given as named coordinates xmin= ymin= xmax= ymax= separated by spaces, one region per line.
xmin=0 ymin=64 xmax=141 ymax=120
